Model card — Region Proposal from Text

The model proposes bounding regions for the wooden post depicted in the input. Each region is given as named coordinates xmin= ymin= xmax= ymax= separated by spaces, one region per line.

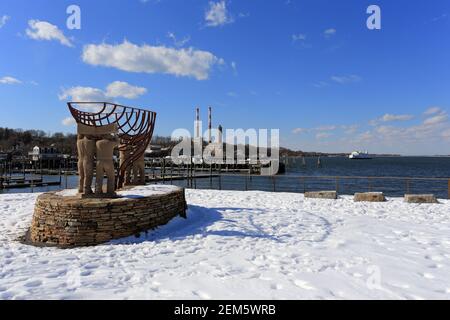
xmin=209 ymin=164 xmax=213 ymax=188
xmin=162 ymin=158 xmax=166 ymax=183
xmin=218 ymin=164 xmax=222 ymax=190
xmin=30 ymin=162 xmax=34 ymax=193
xmin=59 ymin=162 xmax=62 ymax=186
xmin=448 ymin=179 xmax=450 ymax=199
xmin=335 ymin=177 xmax=339 ymax=194
xmin=406 ymin=179 xmax=410 ymax=194
xmin=185 ymin=163 xmax=189 ymax=188
xmin=193 ymin=165 xmax=197 ymax=189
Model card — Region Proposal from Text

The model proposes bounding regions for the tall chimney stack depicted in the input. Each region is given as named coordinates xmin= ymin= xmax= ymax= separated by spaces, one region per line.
xmin=208 ymin=107 xmax=212 ymax=143
xmin=195 ymin=107 xmax=200 ymax=139
xmin=218 ymin=124 xmax=223 ymax=144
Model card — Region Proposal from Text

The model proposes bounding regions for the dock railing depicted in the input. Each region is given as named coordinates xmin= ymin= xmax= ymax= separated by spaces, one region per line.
xmin=160 ymin=173 xmax=450 ymax=199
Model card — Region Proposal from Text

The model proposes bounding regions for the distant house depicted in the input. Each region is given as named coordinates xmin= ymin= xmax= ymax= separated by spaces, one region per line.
xmin=28 ymin=144 xmax=63 ymax=169
xmin=0 ymin=152 xmax=10 ymax=162
xmin=145 ymin=145 xmax=170 ymax=158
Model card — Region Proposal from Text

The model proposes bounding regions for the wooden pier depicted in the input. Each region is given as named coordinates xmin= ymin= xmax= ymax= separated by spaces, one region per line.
xmin=0 ymin=177 xmax=61 ymax=189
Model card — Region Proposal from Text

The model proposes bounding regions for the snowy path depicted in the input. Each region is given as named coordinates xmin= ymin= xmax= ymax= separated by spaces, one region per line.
xmin=0 ymin=188 xmax=449 ymax=299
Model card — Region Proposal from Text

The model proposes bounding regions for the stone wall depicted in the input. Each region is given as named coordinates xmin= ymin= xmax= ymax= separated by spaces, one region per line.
xmin=29 ymin=187 xmax=187 ymax=247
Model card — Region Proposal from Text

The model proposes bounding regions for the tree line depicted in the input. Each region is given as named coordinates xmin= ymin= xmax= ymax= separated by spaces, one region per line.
xmin=0 ymin=127 xmax=177 ymax=156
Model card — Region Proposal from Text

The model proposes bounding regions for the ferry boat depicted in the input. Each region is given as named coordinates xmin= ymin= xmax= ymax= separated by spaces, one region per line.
xmin=348 ymin=151 xmax=372 ymax=159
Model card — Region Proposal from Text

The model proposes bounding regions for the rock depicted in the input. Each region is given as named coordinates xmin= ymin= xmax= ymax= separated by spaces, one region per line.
xmin=305 ymin=191 xmax=337 ymax=200
xmin=354 ymin=192 xmax=386 ymax=202
xmin=404 ymin=194 xmax=438 ymax=204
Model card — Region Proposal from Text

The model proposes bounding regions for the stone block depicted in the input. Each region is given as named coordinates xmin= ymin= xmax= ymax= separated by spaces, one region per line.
xmin=304 ymin=191 xmax=337 ymax=199
xmin=404 ymin=194 xmax=438 ymax=204
xmin=354 ymin=192 xmax=386 ymax=202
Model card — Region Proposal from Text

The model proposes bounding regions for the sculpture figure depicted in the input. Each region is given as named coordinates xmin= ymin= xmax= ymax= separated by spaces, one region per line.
xmin=95 ymin=134 xmax=120 ymax=196
xmin=131 ymin=154 xmax=146 ymax=185
xmin=76 ymin=134 xmax=96 ymax=195
xmin=119 ymin=147 xmax=132 ymax=186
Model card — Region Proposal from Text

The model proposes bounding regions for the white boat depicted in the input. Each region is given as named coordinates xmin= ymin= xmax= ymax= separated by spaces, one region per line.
xmin=349 ymin=151 xmax=372 ymax=159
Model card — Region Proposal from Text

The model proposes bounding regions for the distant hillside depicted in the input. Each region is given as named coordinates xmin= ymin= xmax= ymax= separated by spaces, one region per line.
xmin=0 ymin=127 xmax=400 ymax=157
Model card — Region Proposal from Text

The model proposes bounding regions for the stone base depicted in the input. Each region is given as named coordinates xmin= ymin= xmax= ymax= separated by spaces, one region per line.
xmin=354 ymin=192 xmax=386 ymax=202
xmin=81 ymin=192 xmax=119 ymax=199
xmin=305 ymin=191 xmax=337 ymax=199
xmin=28 ymin=186 xmax=187 ymax=248
xmin=404 ymin=194 xmax=439 ymax=204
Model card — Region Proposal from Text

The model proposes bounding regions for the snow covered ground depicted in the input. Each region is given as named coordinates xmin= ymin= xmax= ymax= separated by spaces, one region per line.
xmin=0 ymin=187 xmax=449 ymax=300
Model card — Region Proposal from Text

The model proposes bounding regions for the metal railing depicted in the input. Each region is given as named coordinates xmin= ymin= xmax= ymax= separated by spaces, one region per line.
xmin=158 ymin=173 xmax=450 ymax=199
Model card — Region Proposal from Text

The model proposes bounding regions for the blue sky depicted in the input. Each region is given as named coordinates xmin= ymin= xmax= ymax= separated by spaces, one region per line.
xmin=0 ymin=0 xmax=449 ymax=155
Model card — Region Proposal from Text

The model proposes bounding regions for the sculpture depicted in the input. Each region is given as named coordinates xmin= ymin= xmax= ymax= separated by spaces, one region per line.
xmin=76 ymin=134 xmax=96 ymax=195
xmin=95 ymin=133 xmax=120 ymax=196
xmin=119 ymin=149 xmax=145 ymax=186
xmin=119 ymin=147 xmax=132 ymax=186
xmin=131 ymin=153 xmax=146 ymax=185
xmin=68 ymin=102 xmax=156 ymax=197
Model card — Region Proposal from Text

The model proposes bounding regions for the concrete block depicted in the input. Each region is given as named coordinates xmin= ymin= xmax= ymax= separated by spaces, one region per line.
xmin=304 ymin=191 xmax=337 ymax=200
xmin=354 ymin=192 xmax=386 ymax=202
xmin=404 ymin=194 xmax=438 ymax=204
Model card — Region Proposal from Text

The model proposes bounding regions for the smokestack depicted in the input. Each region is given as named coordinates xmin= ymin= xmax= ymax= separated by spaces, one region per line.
xmin=195 ymin=107 xmax=200 ymax=139
xmin=208 ymin=107 xmax=212 ymax=144
xmin=218 ymin=124 xmax=223 ymax=144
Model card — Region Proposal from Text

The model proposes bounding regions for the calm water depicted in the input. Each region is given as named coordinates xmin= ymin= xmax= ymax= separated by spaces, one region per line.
xmin=1 ymin=157 xmax=450 ymax=198
xmin=284 ymin=156 xmax=450 ymax=178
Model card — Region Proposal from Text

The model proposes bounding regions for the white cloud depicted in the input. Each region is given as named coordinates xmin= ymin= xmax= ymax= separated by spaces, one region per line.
xmin=82 ymin=40 xmax=223 ymax=80
xmin=292 ymin=128 xmax=308 ymax=134
xmin=59 ymin=86 xmax=107 ymax=102
xmin=105 ymin=81 xmax=147 ymax=99
xmin=423 ymin=113 xmax=448 ymax=125
xmin=369 ymin=113 xmax=414 ymax=126
xmin=424 ymin=106 xmax=441 ymax=115
xmin=289 ymin=107 xmax=450 ymax=155
xmin=313 ymin=81 xmax=328 ymax=88
xmin=59 ymin=81 xmax=148 ymax=124
xmin=356 ymin=131 xmax=373 ymax=142
xmin=0 ymin=15 xmax=9 ymax=29
xmin=167 ymin=32 xmax=190 ymax=47
xmin=61 ymin=117 xmax=76 ymax=126
xmin=331 ymin=75 xmax=361 ymax=84
xmin=292 ymin=34 xmax=306 ymax=42
xmin=26 ymin=20 xmax=73 ymax=47
xmin=381 ymin=113 xmax=414 ymax=122
xmin=0 ymin=76 xmax=22 ymax=85
xmin=341 ymin=124 xmax=359 ymax=134
xmin=231 ymin=61 xmax=237 ymax=75
xmin=442 ymin=128 xmax=450 ymax=139
xmin=59 ymin=81 xmax=147 ymax=102
xmin=205 ymin=1 xmax=233 ymax=27
xmin=324 ymin=28 xmax=336 ymax=37
xmin=315 ymin=125 xmax=337 ymax=131
xmin=316 ymin=132 xmax=332 ymax=139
